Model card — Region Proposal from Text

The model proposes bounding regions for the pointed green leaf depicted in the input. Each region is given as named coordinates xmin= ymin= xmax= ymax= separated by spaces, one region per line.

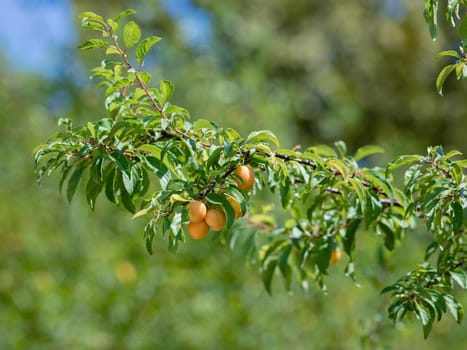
xmin=449 ymin=270 xmax=467 ymax=289
xmin=109 ymin=151 xmax=131 ymax=176
xmin=387 ymin=155 xmax=422 ymax=173
xmin=444 ymin=294 xmax=464 ymax=323
xmin=104 ymin=167 xmax=117 ymax=204
xmin=86 ymin=176 xmax=103 ymax=209
xmin=246 ymin=130 xmax=280 ymax=148
xmin=342 ymin=219 xmax=361 ymax=259
xmin=78 ymin=39 xmax=109 ymax=50
xmin=262 ymin=259 xmax=277 ymax=295
xmin=451 ymin=201 xmax=464 ymax=232
xmin=444 ymin=149 xmax=462 ymax=159
xmin=66 ymin=165 xmax=86 ymax=203
xmin=123 ymin=21 xmax=141 ymax=48
xmin=354 ymin=145 xmax=384 ymax=161
xmin=308 ymin=144 xmax=336 ymax=157
xmin=159 ymin=80 xmax=174 ymax=105
xmin=79 ymin=11 xmax=104 ymax=22
xmin=144 ymin=221 xmax=154 ymax=255
xmin=435 ymin=50 xmax=460 ymax=59
xmin=460 ymin=15 xmax=467 ymax=43
xmin=436 ymin=64 xmax=456 ymax=96
xmin=379 ymin=222 xmax=396 ymax=251
xmin=114 ymin=9 xmax=136 ymax=22
xmin=136 ymin=36 xmax=162 ymax=65
xmin=120 ymin=180 xmax=136 ymax=213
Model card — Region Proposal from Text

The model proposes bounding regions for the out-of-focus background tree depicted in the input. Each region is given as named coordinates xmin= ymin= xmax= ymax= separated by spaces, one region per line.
xmin=1 ymin=0 xmax=466 ymax=348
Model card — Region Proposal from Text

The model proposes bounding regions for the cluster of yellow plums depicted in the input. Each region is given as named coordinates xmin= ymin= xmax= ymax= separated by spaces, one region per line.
xmin=186 ymin=165 xmax=254 ymax=239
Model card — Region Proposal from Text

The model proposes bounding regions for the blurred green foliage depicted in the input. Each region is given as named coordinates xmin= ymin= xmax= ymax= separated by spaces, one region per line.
xmin=1 ymin=0 xmax=467 ymax=349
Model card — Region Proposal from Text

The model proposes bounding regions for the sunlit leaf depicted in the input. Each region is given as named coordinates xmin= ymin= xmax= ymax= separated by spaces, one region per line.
xmin=136 ymin=36 xmax=162 ymax=65
xmin=124 ymin=21 xmax=141 ymax=48
xmin=246 ymin=130 xmax=280 ymax=148
xmin=78 ymin=39 xmax=109 ymax=50
xmin=436 ymin=64 xmax=456 ymax=95
xmin=354 ymin=145 xmax=384 ymax=161
xmin=114 ymin=9 xmax=136 ymax=22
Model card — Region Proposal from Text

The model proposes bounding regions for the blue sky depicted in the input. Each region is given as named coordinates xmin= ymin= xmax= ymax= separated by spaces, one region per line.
xmin=0 ymin=0 xmax=406 ymax=76
xmin=0 ymin=0 xmax=76 ymax=76
xmin=162 ymin=0 xmax=212 ymax=47
xmin=0 ymin=0 xmax=212 ymax=77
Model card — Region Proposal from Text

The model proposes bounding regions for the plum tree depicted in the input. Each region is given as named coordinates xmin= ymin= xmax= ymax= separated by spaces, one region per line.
xmin=34 ymin=4 xmax=467 ymax=338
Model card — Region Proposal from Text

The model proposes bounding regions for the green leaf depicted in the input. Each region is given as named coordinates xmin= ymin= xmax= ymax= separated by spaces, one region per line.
xmin=193 ymin=118 xmax=217 ymax=130
xmin=308 ymin=144 xmax=336 ymax=157
xmin=132 ymin=207 xmax=151 ymax=220
xmin=106 ymin=19 xmax=118 ymax=33
xmin=58 ymin=165 xmax=73 ymax=193
xmin=334 ymin=140 xmax=347 ymax=157
xmin=424 ymin=241 xmax=438 ymax=260
xmin=414 ymin=301 xmax=433 ymax=338
xmin=349 ymin=178 xmax=366 ymax=213
xmin=454 ymin=159 xmax=467 ymax=168
xmin=379 ymin=223 xmax=396 ymax=251
xmin=159 ymin=80 xmax=174 ymax=105
xmin=279 ymin=179 xmax=292 ymax=209
xmin=78 ymin=39 xmax=109 ymax=50
xmin=354 ymin=145 xmax=384 ymax=161
xmin=109 ymin=151 xmax=131 ymax=176
xmin=423 ymin=2 xmax=438 ymax=40
xmin=435 ymin=50 xmax=460 ymax=59
xmin=170 ymin=194 xmax=190 ymax=204
xmin=104 ymin=167 xmax=117 ymax=204
xmin=81 ymin=20 xmax=105 ymax=32
xmin=361 ymin=171 xmax=393 ymax=202
xmin=246 ymin=130 xmax=280 ymax=148
xmin=66 ymin=165 xmax=86 ymax=203
xmin=262 ymin=259 xmax=278 ymax=295
xmin=460 ymin=15 xmax=467 ymax=43
xmin=327 ymin=159 xmax=348 ymax=179
xmin=79 ymin=11 xmax=104 ymax=22
xmin=456 ymin=62 xmax=464 ymax=79
xmin=449 ymin=270 xmax=467 ymax=289
xmin=451 ymin=201 xmax=464 ymax=232
xmin=387 ymin=297 xmax=406 ymax=319
xmin=444 ymin=149 xmax=462 ymax=159
xmin=380 ymin=284 xmax=403 ymax=295
xmin=138 ymin=144 xmax=162 ymax=158
xmin=278 ymin=244 xmax=292 ymax=291
xmin=342 ymin=219 xmax=361 ymax=259
xmin=123 ymin=21 xmax=141 ymax=48
xmin=144 ymin=156 xmax=172 ymax=189
xmin=144 ymin=221 xmax=154 ymax=255
xmin=136 ymin=72 xmax=151 ymax=85
xmin=422 ymin=319 xmax=433 ymax=339
xmin=86 ymin=176 xmax=103 ymax=209
xmin=122 ymin=168 xmax=136 ymax=196
xmin=436 ymin=64 xmax=456 ymax=96
xmin=444 ymin=294 xmax=464 ymax=323
xmin=170 ymin=209 xmax=184 ymax=241
xmin=136 ymin=36 xmax=162 ymax=65
xmin=386 ymin=155 xmax=422 ymax=173
xmin=120 ymin=180 xmax=136 ymax=213
xmin=105 ymin=46 xmax=121 ymax=56
xmin=315 ymin=239 xmax=333 ymax=272
xmin=114 ymin=9 xmax=136 ymax=22
xmin=277 ymin=244 xmax=291 ymax=276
